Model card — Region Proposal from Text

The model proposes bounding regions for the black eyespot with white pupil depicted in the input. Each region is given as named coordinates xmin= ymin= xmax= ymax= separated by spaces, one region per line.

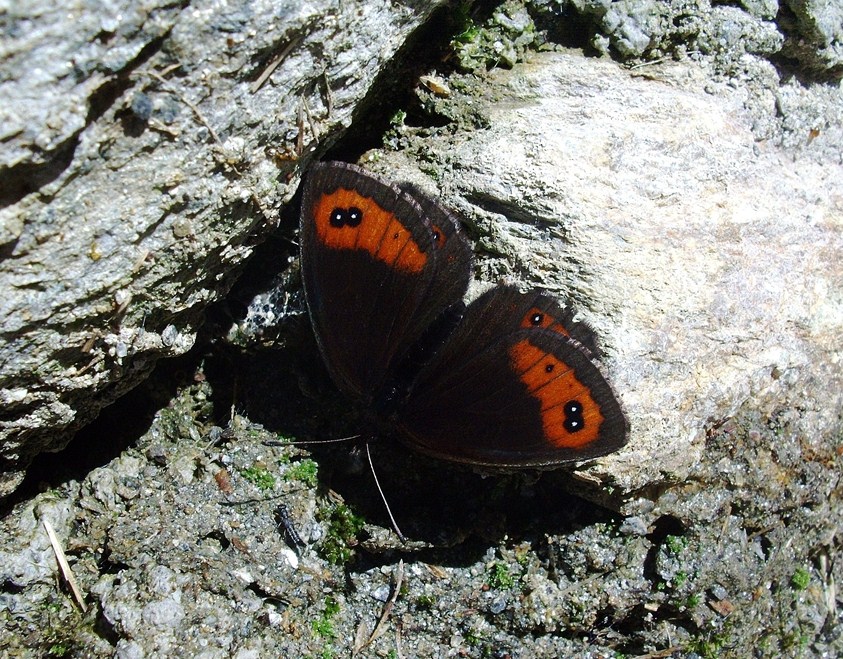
xmin=563 ymin=400 xmax=585 ymax=433
xmin=530 ymin=312 xmax=543 ymax=325
xmin=329 ymin=206 xmax=363 ymax=228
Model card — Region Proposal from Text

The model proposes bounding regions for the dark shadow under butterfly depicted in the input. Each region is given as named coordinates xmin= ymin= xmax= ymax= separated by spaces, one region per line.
xmin=298 ymin=161 xmax=628 ymax=469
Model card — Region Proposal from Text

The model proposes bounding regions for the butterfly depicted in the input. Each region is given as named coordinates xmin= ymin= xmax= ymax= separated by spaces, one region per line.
xmin=299 ymin=161 xmax=627 ymax=468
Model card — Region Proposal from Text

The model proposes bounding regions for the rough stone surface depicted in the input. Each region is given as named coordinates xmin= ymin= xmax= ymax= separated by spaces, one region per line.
xmin=1 ymin=0 xmax=842 ymax=657
xmin=0 ymin=365 xmax=839 ymax=656
xmin=0 ymin=0 xmax=443 ymax=497
xmin=782 ymin=0 xmax=843 ymax=75
xmin=361 ymin=52 xmax=842 ymax=496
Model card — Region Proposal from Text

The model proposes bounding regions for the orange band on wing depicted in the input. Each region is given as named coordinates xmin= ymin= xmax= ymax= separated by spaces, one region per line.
xmin=312 ymin=188 xmax=427 ymax=273
xmin=508 ymin=339 xmax=604 ymax=449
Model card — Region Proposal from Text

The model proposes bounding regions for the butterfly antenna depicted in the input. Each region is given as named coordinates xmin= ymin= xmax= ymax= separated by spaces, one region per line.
xmin=264 ymin=434 xmax=362 ymax=447
xmin=366 ymin=441 xmax=406 ymax=544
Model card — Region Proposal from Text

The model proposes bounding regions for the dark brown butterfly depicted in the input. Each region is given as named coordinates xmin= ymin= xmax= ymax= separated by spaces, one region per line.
xmin=299 ymin=161 xmax=627 ymax=467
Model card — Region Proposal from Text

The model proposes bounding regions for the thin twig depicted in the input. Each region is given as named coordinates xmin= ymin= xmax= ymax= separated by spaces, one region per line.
xmin=394 ymin=621 xmax=404 ymax=659
xmin=296 ymin=100 xmax=305 ymax=157
xmin=251 ymin=37 xmax=302 ymax=93
xmin=150 ymin=71 xmax=224 ymax=149
xmin=367 ymin=560 xmax=404 ymax=647
xmin=632 ymin=647 xmax=682 ymax=659
xmin=43 ymin=519 xmax=87 ymax=612
xmin=819 ymin=550 xmax=837 ymax=633
xmin=301 ymin=96 xmax=319 ymax=142
xmin=629 ymin=56 xmax=670 ymax=70
xmin=715 ymin=503 xmax=731 ymax=555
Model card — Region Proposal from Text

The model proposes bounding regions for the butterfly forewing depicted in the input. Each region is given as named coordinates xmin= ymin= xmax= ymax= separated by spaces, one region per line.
xmin=300 ymin=162 xmax=472 ymax=405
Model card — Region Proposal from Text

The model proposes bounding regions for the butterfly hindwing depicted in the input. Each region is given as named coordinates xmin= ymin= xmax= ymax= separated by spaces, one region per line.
xmin=396 ymin=286 xmax=628 ymax=466
xmin=300 ymin=161 xmax=472 ymax=404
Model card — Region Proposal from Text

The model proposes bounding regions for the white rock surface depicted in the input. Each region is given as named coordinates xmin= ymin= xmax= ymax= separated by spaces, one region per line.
xmin=365 ymin=51 xmax=842 ymax=493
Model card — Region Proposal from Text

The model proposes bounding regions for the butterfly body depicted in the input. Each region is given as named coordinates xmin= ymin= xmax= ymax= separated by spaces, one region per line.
xmin=300 ymin=161 xmax=628 ymax=467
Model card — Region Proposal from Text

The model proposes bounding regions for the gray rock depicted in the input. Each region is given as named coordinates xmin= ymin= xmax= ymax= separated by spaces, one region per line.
xmin=782 ymin=0 xmax=843 ymax=74
xmin=0 ymin=0 xmax=181 ymax=174
xmin=365 ymin=51 xmax=841 ymax=497
xmin=0 ymin=0 xmax=445 ymax=497
xmin=619 ymin=515 xmax=649 ymax=536
xmin=1 ymin=1 xmax=841 ymax=657
xmin=737 ymin=0 xmax=780 ymax=20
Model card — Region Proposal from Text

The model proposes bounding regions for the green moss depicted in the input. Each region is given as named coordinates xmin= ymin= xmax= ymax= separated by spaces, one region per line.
xmin=453 ymin=19 xmax=481 ymax=46
xmin=310 ymin=595 xmax=341 ymax=659
xmin=317 ymin=504 xmax=365 ymax=566
xmin=47 ymin=643 xmax=72 ymax=657
xmin=323 ymin=595 xmax=340 ymax=617
xmin=154 ymin=381 xmax=214 ymax=442
xmin=781 ymin=630 xmax=810 ymax=652
xmin=311 ymin=595 xmax=340 ymax=646
xmin=389 ymin=109 xmax=407 ymax=127
xmin=487 ymin=562 xmax=514 ymax=590
xmin=790 ymin=567 xmax=810 ymax=590
xmin=687 ymin=631 xmax=728 ymax=659
xmin=514 ymin=549 xmax=531 ymax=567
xmin=451 ymin=1 xmax=478 ymax=43
xmin=286 ymin=459 xmax=318 ymax=487
xmin=463 ymin=629 xmax=481 ymax=647
xmin=415 ymin=594 xmax=435 ymax=610
xmin=450 ymin=0 xmax=540 ymax=71
xmin=43 ymin=600 xmax=63 ymax=614
xmin=311 ymin=617 xmax=335 ymax=640
xmin=686 ymin=593 xmax=702 ymax=608
xmin=240 ymin=466 xmax=276 ymax=491
xmin=673 ymin=570 xmax=688 ymax=588
xmin=665 ymin=534 xmax=688 ymax=555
